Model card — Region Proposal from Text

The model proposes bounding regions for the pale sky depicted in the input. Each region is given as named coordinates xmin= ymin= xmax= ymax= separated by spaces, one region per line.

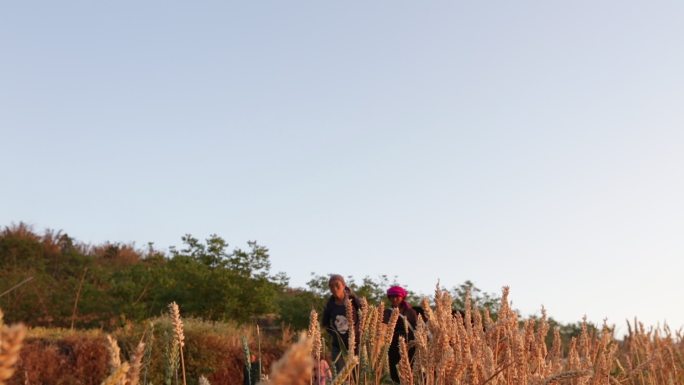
xmin=2 ymin=1 xmax=684 ymax=331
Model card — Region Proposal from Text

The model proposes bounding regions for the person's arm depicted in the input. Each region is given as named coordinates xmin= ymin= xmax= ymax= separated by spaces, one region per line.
xmin=406 ymin=307 xmax=418 ymax=328
xmin=322 ymin=300 xmax=333 ymax=335
xmin=324 ymin=361 xmax=332 ymax=382
xmin=352 ymin=296 xmax=362 ymax=329
xmin=243 ymin=364 xmax=250 ymax=385
xmin=382 ymin=307 xmax=392 ymax=323
xmin=404 ymin=307 xmax=418 ymax=340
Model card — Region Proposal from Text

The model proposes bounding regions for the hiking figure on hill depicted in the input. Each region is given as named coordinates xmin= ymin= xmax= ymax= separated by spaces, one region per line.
xmin=321 ymin=274 xmax=361 ymax=372
xmin=384 ymin=285 xmax=418 ymax=384
xmin=242 ymin=353 xmax=261 ymax=385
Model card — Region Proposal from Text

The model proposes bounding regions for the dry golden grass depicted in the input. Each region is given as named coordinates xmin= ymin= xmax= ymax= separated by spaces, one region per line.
xmin=258 ymin=333 xmax=313 ymax=385
xmin=0 ymin=308 xmax=27 ymax=385
xmin=398 ymin=337 xmax=413 ymax=385
xmin=0 ymin=323 xmax=27 ymax=385
xmin=303 ymin=285 xmax=684 ymax=385
xmin=308 ymin=310 xmax=322 ymax=367
xmin=4 ymin=288 xmax=684 ymax=385
xmin=168 ymin=302 xmax=185 ymax=349
xmin=345 ymin=298 xmax=357 ymax=364
xmin=331 ymin=356 xmax=360 ymax=385
xmin=102 ymin=335 xmax=146 ymax=385
xmin=101 ymin=363 xmax=129 ymax=385
xmin=106 ymin=335 xmax=122 ymax=372
xmin=125 ymin=341 xmax=145 ymax=385
xmin=168 ymin=302 xmax=187 ymax=385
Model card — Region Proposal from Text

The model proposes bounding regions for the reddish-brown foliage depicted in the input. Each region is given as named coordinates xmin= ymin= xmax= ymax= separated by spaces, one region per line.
xmin=10 ymin=331 xmax=285 ymax=385
xmin=14 ymin=336 xmax=109 ymax=385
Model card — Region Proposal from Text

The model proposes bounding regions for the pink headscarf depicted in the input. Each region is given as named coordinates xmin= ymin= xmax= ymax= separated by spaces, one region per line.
xmin=386 ymin=285 xmax=408 ymax=298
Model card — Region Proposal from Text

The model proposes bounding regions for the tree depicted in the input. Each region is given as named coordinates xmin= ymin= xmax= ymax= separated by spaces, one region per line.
xmin=164 ymin=234 xmax=283 ymax=322
xmin=450 ymin=280 xmax=501 ymax=315
xmin=274 ymin=288 xmax=323 ymax=329
xmin=306 ymin=273 xmax=417 ymax=305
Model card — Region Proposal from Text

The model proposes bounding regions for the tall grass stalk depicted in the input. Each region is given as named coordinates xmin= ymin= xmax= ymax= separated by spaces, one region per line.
xmin=168 ymin=302 xmax=187 ymax=385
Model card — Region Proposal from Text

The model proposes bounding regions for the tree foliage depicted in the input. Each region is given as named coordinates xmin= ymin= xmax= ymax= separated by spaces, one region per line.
xmin=450 ymin=280 xmax=501 ymax=314
xmin=0 ymin=223 xmax=283 ymax=328
xmin=0 ymin=222 xmax=577 ymax=334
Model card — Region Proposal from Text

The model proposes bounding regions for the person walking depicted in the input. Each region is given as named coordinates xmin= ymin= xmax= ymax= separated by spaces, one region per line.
xmin=384 ymin=285 xmax=417 ymax=384
xmin=321 ymin=274 xmax=361 ymax=372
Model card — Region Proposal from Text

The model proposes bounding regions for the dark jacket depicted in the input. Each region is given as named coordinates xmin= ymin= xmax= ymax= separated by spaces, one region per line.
xmin=321 ymin=289 xmax=362 ymax=350
xmin=243 ymin=360 xmax=261 ymax=385
xmin=384 ymin=302 xmax=418 ymax=349
xmin=384 ymin=302 xmax=418 ymax=383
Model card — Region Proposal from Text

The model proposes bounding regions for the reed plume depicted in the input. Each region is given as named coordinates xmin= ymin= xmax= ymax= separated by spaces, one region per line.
xmin=0 ymin=324 xmax=26 ymax=385
xmin=126 ymin=341 xmax=145 ymax=385
xmin=105 ymin=335 xmax=122 ymax=372
xmin=259 ymin=333 xmax=312 ymax=385
xmin=101 ymin=363 xmax=129 ymax=385
xmin=168 ymin=302 xmax=187 ymax=385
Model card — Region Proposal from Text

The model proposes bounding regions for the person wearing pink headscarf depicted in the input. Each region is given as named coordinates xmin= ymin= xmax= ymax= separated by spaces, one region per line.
xmin=384 ymin=285 xmax=417 ymax=383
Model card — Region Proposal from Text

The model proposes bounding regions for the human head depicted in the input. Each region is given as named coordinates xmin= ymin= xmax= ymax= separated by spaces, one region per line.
xmin=328 ymin=274 xmax=346 ymax=301
xmin=386 ymin=285 xmax=408 ymax=308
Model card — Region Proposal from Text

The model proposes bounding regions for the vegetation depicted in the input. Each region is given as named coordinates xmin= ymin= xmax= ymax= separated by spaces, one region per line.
xmin=0 ymin=223 xmax=298 ymax=328
xmin=5 ymin=221 xmax=679 ymax=385
xmin=0 ymin=222 xmax=502 ymax=331
xmin=265 ymin=287 xmax=684 ymax=385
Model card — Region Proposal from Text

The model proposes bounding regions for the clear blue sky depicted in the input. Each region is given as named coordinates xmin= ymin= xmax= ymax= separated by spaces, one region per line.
xmin=2 ymin=1 xmax=684 ymax=330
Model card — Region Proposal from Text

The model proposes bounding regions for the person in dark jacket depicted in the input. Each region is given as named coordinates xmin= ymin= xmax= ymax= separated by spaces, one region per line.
xmin=321 ymin=274 xmax=361 ymax=372
xmin=384 ymin=285 xmax=417 ymax=384
xmin=242 ymin=353 xmax=261 ymax=385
